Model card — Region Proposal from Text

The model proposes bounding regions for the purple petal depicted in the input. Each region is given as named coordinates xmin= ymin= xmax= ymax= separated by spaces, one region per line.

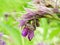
xmin=38 ymin=6 xmax=48 ymax=12
xmin=36 ymin=10 xmax=45 ymax=15
xmin=39 ymin=43 xmax=44 ymax=45
xmin=24 ymin=8 xmax=33 ymax=13
xmin=28 ymin=30 xmax=34 ymax=41
xmin=22 ymin=28 xmax=28 ymax=37
xmin=0 ymin=40 xmax=6 ymax=45
xmin=2 ymin=41 xmax=6 ymax=45
xmin=19 ymin=20 xmax=26 ymax=26
xmin=0 ymin=33 xmax=3 ymax=37
xmin=22 ymin=12 xmax=35 ymax=19
xmin=53 ymin=8 xmax=59 ymax=13
xmin=21 ymin=9 xmax=36 ymax=20
xmin=24 ymin=8 xmax=36 ymax=16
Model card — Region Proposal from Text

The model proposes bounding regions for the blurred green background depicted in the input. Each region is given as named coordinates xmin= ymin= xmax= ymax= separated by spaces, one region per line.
xmin=0 ymin=0 xmax=60 ymax=45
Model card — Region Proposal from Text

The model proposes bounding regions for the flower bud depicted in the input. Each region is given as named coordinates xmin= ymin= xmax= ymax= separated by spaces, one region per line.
xmin=22 ymin=28 xmax=28 ymax=37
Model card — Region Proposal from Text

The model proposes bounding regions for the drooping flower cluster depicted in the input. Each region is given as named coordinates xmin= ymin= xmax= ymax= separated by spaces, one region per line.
xmin=22 ymin=27 xmax=34 ymax=41
xmin=19 ymin=0 xmax=60 ymax=41
xmin=20 ymin=8 xmax=42 ymax=41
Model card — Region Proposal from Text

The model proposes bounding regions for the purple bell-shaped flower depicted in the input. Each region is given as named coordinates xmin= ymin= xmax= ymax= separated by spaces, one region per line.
xmin=28 ymin=30 xmax=34 ymax=41
xmin=22 ymin=28 xmax=28 ymax=37
xmin=22 ymin=27 xmax=34 ymax=41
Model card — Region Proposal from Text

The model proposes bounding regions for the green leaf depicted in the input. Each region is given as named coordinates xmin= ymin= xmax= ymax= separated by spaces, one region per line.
xmin=48 ymin=28 xmax=60 ymax=40
xmin=40 ymin=18 xmax=49 ymax=40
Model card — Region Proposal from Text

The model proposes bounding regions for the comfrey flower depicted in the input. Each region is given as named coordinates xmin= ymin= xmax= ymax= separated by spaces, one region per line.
xmin=0 ymin=33 xmax=6 ymax=45
xmin=0 ymin=40 xmax=6 ymax=45
xmin=19 ymin=0 xmax=60 ymax=41
xmin=19 ymin=8 xmax=42 ymax=41
xmin=22 ymin=27 xmax=34 ymax=41
xmin=19 ymin=20 xmax=27 ymax=26
xmin=22 ymin=27 xmax=28 ymax=37
xmin=22 ymin=23 xmax=35 ymax=41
